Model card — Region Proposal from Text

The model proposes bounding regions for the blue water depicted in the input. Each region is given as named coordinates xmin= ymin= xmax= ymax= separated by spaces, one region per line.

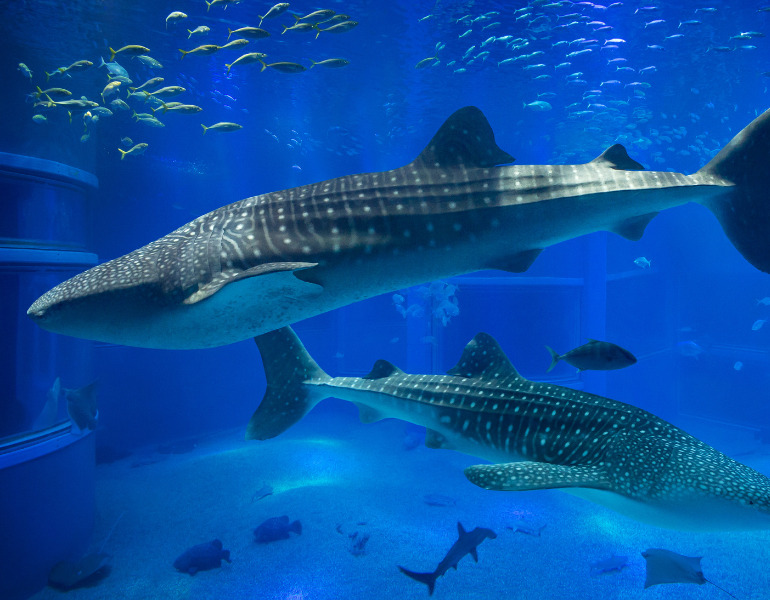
xmin=3 ymin=0 xmax=770 ymax=598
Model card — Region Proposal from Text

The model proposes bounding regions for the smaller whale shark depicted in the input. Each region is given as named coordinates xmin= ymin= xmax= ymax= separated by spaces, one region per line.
xmin=249 ymin=327 xmax=770 ymax=531
xmin=399 ymin=522 xmax=496 ymax=595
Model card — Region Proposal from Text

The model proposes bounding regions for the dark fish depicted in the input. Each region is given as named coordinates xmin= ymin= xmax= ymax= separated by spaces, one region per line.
xmin=173 ymin=539 xmax=231 ymax=575
xmin=399 ymin=522 xmax=496 ymax=595
xmin=546 ymin=339 xmax=637 ymax=372
xmin=253 ymin=515 xmax=302 ymax=543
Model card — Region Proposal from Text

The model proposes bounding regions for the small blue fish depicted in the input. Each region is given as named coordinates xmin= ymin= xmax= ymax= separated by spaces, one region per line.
xmin=634 ymin=256 xmax=651 ymax=268
xmin=98 ymin=57 xmax=129 ymax=79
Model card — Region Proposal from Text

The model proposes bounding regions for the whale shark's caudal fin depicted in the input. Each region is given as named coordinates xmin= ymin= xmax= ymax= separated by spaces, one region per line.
xmin=247 ymin=327 xmax=331 ymax=440
xmin=697 ymin=108 xmax=770 ymax=273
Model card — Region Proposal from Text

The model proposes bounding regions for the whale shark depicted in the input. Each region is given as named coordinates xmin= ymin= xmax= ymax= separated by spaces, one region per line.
xmin=27 ymin=106 xmax=770 ymax=349
xmin=248 ymin=326 xmax=770 ymax=532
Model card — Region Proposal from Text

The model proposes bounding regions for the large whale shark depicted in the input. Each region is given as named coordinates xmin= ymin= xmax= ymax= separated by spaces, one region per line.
xmin=28 ymin=106 xmax=770 ymax=348
xmin=249 ymin=326 xmax=770 ymax=531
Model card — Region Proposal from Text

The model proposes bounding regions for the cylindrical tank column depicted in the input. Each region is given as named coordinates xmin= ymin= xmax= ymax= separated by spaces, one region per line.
xmin=0 ymin=152 xmax=99 ymax=600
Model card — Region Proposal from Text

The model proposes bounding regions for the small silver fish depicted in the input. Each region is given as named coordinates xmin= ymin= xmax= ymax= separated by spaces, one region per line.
xmin=188 ymin=25 xmax=210 ymax=38
xmin=258 ymin=2 xmax=290 ymax=26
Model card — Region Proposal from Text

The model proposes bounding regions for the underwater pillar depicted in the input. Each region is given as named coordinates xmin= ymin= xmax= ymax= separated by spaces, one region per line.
xmin=0 ymin=152 xmax=99 ymax=600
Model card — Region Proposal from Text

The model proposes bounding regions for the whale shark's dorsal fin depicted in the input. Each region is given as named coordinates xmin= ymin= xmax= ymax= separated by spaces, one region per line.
xmin=363 ymin=359 xmax=403 ymax=380
xmin=446 ymin=332 xmax=523 ymax=380
xmin=410 ymin=106 xmax=515 ymax=170
xmin=590 ymin=143 xmax=646 ymax=171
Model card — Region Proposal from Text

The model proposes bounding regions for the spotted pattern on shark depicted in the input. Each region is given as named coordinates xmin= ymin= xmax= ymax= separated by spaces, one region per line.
xmin=28 ymin=106 xmax=770 ymax=348
xmin=249 ymin=327 xmax=770 ymax=531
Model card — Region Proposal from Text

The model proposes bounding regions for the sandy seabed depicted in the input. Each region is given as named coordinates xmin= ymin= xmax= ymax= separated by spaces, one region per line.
xmin=30 ymin=412 xmax=770 ymax=600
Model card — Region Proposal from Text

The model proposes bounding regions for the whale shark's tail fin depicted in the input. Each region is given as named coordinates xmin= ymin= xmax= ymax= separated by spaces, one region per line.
xmin=247 ymin=327 xmax=331 ymax=440
xmin=697 ymin=108 xmax=770 ymax=274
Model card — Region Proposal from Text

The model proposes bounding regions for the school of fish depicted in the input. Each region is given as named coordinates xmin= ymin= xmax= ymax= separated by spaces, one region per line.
xmin=19 ymin=2 xmax=356 ymax=160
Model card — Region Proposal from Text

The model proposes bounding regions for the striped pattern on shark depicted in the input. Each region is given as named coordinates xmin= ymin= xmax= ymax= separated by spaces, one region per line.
xmin=248 ymin=327 xmax=770 ymax=532
xmin=27 ymin=106 xmax=770 ymax=349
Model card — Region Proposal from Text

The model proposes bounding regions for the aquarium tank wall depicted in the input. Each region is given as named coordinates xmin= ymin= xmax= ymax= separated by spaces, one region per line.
xmin=1 ymin=1 xmax=770 ymax=599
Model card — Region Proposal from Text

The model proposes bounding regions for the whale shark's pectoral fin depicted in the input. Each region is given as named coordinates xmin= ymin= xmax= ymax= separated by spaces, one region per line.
xmin=464 ymin=462 xmax=612 ymax=492
xmin=485 ymin=248 xmax=543 ymax=273
xmin=183 ymin=262 xmax=320 ymax=304
xmin=609 ymin=212 xmax=659 ymax=241
xmin=354 ymin=403 xmax=388 ymax=424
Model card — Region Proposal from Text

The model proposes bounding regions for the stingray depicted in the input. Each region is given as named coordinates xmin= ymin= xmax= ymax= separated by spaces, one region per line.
xmin=48 ymin=511 xmax=124 ymax=590
xmin=48 ymin=553 xmax=110 ymax=590
xmin=642 ymin=548 xmax=739 ymax=599
xmin=65 ymin=381 xmax=98 ymax=432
